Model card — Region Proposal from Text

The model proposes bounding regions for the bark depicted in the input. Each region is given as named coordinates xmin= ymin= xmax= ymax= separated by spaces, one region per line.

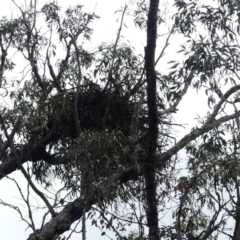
xmin=144 ymin=0 xmax=160 ymax=239
xmin=26 ymin=167 xmax=139 ymax=240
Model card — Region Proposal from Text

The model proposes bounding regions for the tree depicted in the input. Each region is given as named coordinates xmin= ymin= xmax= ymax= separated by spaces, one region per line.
xmin=1 ymin=0 xmax=240 ymax=239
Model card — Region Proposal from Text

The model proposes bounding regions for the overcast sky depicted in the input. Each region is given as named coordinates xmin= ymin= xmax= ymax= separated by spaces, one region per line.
xmin=0 ymin=0 xmax=213 ymax=239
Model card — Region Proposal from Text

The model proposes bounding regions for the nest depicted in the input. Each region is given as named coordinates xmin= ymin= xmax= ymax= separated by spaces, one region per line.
xmin=46 ymin=85 xmax=134 ymax=140
xmin=31 ymin=84 xmax=148 ymax=183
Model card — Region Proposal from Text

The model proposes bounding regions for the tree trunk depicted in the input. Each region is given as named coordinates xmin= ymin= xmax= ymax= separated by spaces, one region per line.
xmin=144 ymin=0 xmax=160 ymax=239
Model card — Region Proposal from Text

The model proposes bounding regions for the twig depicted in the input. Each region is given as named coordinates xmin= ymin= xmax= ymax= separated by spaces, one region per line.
xmin=0 ymin=114 xmax=57 ymax=218
xmin=155 ymin=23 xmax=175 ymax=66
xmin=104 ymin=5 xmax=128 ymax=91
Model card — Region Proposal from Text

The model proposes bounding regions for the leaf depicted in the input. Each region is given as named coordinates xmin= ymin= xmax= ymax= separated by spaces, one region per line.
xmin=170 ymin=63 xmax=180 ymax=69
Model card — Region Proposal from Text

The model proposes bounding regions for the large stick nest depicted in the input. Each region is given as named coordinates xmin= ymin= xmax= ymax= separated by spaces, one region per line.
xmin=45 ymin=84 xmax=135 ymax=140
xmin=29 ymin=84 xmax=147 ymax=183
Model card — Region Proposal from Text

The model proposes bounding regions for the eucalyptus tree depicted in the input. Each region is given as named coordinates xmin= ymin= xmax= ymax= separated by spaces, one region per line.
xmin=1 ymin=0 xmax=240 ymax=240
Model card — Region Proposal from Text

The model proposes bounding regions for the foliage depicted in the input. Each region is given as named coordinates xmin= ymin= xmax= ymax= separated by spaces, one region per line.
xmin=2 ymin=0 xmax=240 ymax=239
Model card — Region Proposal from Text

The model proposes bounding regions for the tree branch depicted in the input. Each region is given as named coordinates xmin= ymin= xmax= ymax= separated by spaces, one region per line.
xmin=206 ymin=84 xmax=240 ymax=124
xmin=0 ymin=114 xmax=57 ymax=217
xmin=159 ymin=111 xmax=240 ymax=164
xmin=26 ymin=166 xmax=139 ymax=240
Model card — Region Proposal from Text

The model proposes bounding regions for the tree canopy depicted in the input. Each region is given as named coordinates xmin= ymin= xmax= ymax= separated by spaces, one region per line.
xmin=1 ymin=0 xmax=240 ymax=239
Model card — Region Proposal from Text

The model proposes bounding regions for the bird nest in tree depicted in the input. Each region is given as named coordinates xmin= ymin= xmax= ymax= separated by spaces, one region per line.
xmin=46 ymin=84 xmax=135 ymax=140
xmin=31 ymin=84 xmax=146 ymax=183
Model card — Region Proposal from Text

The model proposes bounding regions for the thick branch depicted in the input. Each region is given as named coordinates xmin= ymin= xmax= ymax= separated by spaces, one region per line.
xmin=0 ymin=115 xmax=56 ymax=217
xmin=206 ymin=84 xmax=240 ymax=124
xmin=26 ymin=166 xmax=139 ymax=240
xmin=0 ymin=143 xmax=66 ymax=180
xmin=159 ymin=111 xmax=240 ymax=164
